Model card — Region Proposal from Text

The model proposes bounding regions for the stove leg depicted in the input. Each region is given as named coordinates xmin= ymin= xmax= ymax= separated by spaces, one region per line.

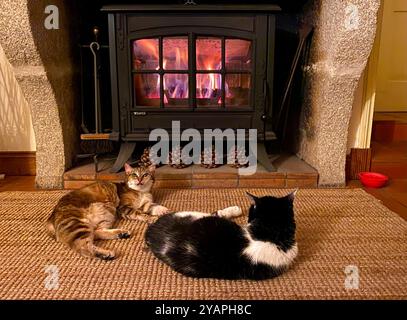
xmin=257 ymin=142 xmax=276 ymax=172
xmin=110 ymin=142 xmax=137 ymax=173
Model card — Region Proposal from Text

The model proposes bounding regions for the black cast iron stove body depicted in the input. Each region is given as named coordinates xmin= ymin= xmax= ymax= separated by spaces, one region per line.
xmin=102 ymin=4 xmax=281 ymax=172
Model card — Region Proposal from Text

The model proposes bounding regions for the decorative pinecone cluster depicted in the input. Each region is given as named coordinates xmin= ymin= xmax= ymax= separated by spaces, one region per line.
xmin=200 ymin=145 xmax=222 ymax=169
xmin=140 ymin=147 xmax=162 ymax=167
xmin=167 ymin=145 xmax=190 ymax=169
xmin=227 ymin=145 xmax=249 ymax=168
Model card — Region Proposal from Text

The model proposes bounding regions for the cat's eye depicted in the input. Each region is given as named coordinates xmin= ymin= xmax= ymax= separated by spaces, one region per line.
xmin=142 ymin=173 xmax=149 ymax=178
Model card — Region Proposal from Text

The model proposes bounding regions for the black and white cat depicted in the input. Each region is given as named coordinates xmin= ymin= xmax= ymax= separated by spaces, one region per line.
xmin=145 ymin=191 xmax=298 ymax=280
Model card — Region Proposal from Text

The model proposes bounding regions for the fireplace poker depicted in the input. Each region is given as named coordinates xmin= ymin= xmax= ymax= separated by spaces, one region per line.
xmin=78 ymin=27 xmax=114 ymax=172
xmin=275 ymin=23 xmax=313 ymax=142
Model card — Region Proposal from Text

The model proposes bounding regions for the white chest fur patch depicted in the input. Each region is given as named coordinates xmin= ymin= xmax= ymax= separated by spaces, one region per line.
xmin=242 ymin=230 xmax=298 ymax=268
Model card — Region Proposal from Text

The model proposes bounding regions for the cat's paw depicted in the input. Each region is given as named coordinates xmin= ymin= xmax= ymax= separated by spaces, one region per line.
xmin=118 ymin=231 xmax=131 ymax=239
xmin=151 ymin=205 xmax=170 ymax=216
xmin=217 ymin=206 xmax=242 ymax=219
xmin=96 ymin=250 xmax=116 ymax=261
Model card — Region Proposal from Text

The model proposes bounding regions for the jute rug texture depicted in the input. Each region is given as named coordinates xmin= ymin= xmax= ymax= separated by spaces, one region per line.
xmin=0 ymin=188 xmax=406 ymax=299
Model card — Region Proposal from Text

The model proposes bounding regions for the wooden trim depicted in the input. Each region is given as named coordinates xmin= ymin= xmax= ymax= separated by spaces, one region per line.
xmin=0 ymin=152 xmax=36 ymax=176
xmin=346 ymin=148 xmax=372 ymax=180
xmin=355 ymin=1 xmax=384 ymax=148
xmin=81 ymin=133 xmax=111 ymax=140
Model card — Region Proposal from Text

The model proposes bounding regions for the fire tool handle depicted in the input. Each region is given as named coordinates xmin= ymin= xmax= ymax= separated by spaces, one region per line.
xmin=90 ymin=41 xmax=101 ymax=133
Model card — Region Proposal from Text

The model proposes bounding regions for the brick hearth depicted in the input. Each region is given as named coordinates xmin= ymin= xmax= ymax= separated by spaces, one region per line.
xmin=64 ymin=154 xmax=318 ymax=189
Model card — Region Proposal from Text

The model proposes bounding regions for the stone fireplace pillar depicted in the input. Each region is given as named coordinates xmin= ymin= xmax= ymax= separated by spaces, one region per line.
xmin=297 ymin=0 xmax=380 ymax=186
xmin=0 ymin=0 xmax=79 ymax=188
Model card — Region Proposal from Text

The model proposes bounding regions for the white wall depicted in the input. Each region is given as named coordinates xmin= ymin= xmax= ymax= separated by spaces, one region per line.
xmin=347 ymin=72 xmax=365 ymax=154
xmin=374 ymin=0 xmax=407 ymax=112
xmin=0 ymin=44 xmax=36 ymax=151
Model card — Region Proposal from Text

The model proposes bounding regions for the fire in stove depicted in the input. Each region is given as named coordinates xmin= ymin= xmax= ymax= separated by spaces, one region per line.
xmin=133 ymin=36 xmax=251 ymax=107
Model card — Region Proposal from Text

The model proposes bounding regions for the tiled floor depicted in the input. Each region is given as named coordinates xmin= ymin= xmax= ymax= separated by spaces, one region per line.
xmin=0 ymin=176 xmax=36 ymax=192
xmin=348 ymin=179 xmax=407 ymax=221
xmin=370 ymin=141 xmax=407 ymax=178
xmin=354 ymin=112 xmax=407 ymax=221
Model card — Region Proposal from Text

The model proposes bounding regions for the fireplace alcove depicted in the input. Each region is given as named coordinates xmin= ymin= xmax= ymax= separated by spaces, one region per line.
xmin=103 ymin=4 xmax=281 ymax=172
xmin=0 ymin=0 xmax=380 ymax=188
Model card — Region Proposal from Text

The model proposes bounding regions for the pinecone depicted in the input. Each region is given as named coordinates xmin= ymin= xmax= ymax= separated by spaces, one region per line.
xmin=200 ymin=145 xmax=222 ymax=169
xmin=227 ymin=145 xmax=249 ymax=168
xmin=168 ymin=146 xmax=190 ymax=169
xmin=140 ymin=147 xmax=162 ymax=167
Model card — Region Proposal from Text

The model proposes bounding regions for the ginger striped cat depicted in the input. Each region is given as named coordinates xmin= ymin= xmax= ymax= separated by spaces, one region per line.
xmin=46 ymin=164 xmax=169 ymax=260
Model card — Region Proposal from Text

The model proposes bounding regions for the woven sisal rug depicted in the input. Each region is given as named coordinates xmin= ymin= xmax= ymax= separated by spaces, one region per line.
xmin=0 ymin=188 xmax=406 ymax=300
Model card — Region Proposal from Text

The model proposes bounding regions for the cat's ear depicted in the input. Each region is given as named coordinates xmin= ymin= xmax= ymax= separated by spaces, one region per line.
xmin=124 ymin=163 xmax=133 ymax=175
xmin=147 ymin=164 xmax=156 ymax=174
xmin=246 ymin=192 xmax=258 ymax=203
xmin=286 ymin=189 xmax=298 ymax=201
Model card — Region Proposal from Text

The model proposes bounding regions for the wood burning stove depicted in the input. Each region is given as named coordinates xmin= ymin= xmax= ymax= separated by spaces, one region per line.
xmin=102 ymin=4 xmax=281 ymax=172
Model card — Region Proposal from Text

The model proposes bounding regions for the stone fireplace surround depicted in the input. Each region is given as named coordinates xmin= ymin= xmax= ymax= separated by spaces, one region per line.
xmin=0 ymin=0 xmax=380 ymax=188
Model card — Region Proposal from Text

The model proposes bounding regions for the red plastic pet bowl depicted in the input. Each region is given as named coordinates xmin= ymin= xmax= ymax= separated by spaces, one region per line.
xmin=358 ymin=172 xmax=389 ymax=188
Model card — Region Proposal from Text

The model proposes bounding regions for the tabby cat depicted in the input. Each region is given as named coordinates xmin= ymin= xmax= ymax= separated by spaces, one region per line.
xmin=145 ymin=191 xmax=298 ymax=280
xmin=46 ymin=163 xmax=168 ymax=260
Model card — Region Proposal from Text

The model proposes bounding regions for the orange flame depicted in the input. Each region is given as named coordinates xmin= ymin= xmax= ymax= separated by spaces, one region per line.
xmin=134 ymin=37 xmax=233 ymax=104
